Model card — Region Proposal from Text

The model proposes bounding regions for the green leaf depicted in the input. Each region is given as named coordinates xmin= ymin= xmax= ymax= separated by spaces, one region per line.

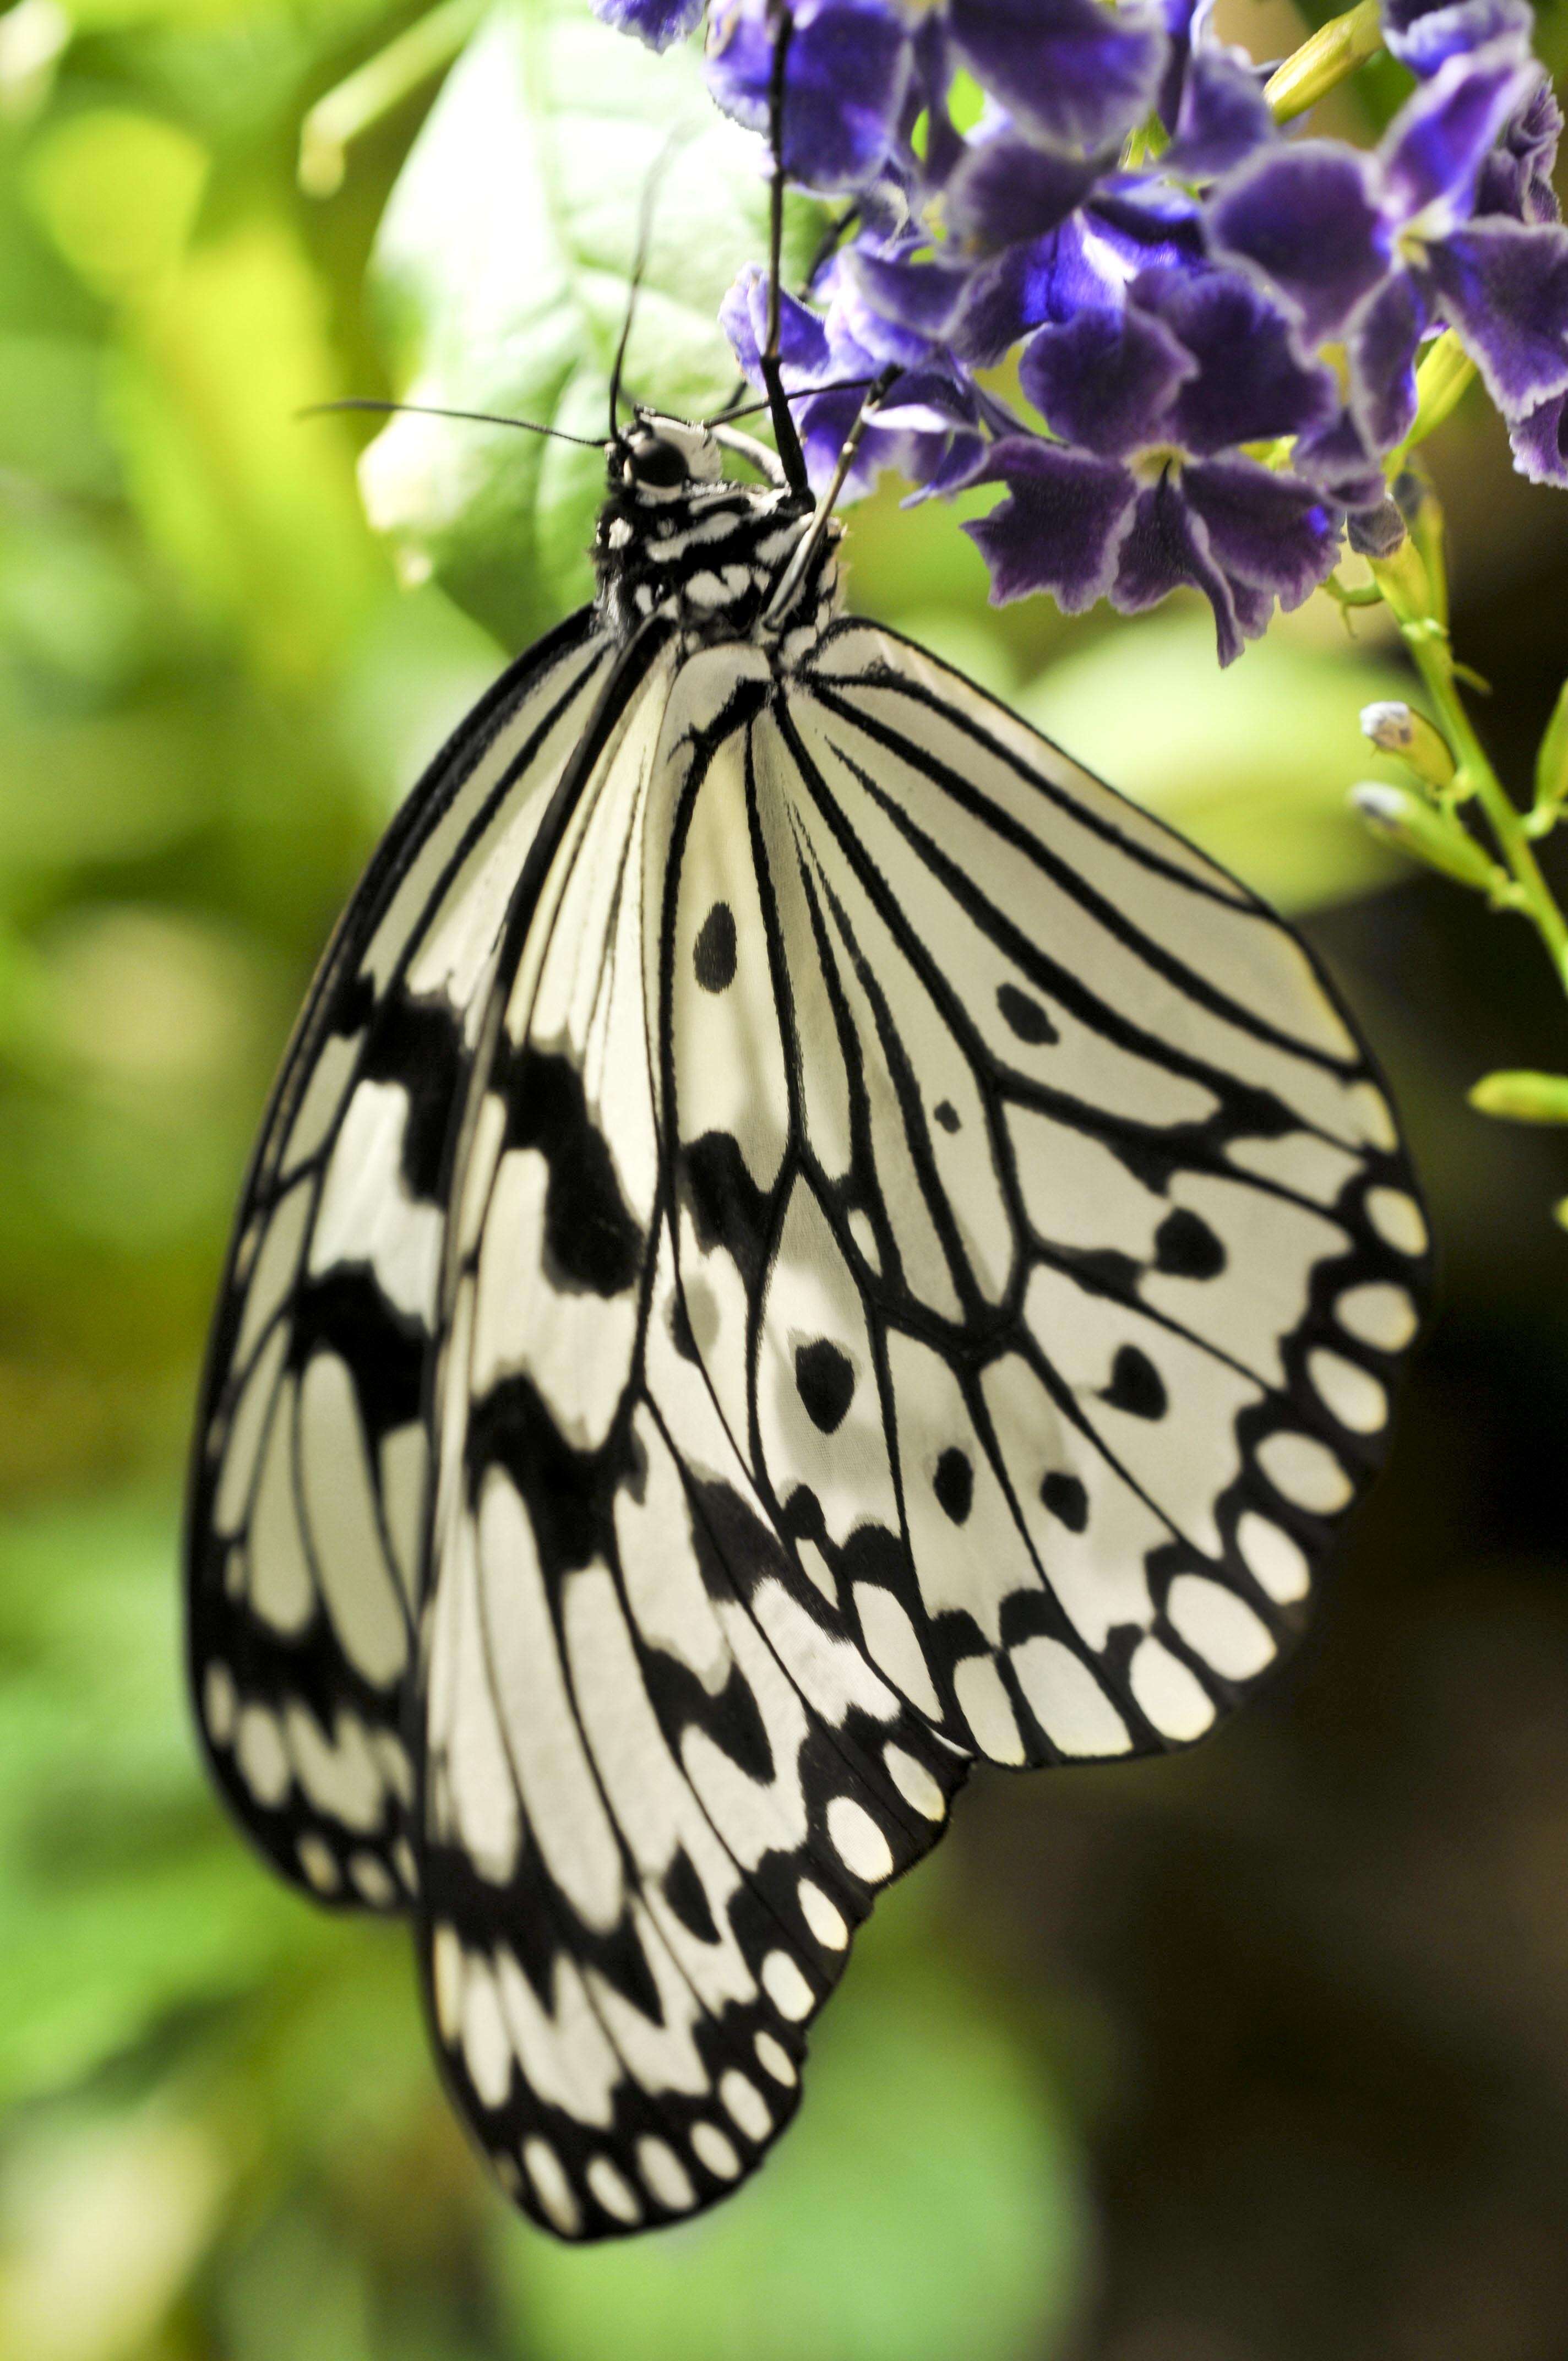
xmin=361 ymin=0 xmax=825 ymax=646
xmin=500 ymin=1888 xmax=1088 ymax=2361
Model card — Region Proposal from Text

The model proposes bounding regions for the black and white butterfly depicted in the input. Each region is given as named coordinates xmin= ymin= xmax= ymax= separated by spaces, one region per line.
xmin=186 ymin=372 xmax=1428 ymax=2238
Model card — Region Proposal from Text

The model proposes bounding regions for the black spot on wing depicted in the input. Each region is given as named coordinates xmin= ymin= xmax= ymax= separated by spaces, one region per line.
xmin=1103 ymin=1343 xmax=1168 ymax=1420
xmin=1041 ymin=1471 xmax=1089 ymax=1531
xmin=363 ymin=998 xmax=468 ymax=1197
xmin=694 ymin=901 xmax=738 ymax=992
xmin=933 ymin=1099 xmax=960 ymax=1134
xmin=997 ymin=982 xmax=1059 ymax=1046
xmin=933 ymin=1448 xmax=973 ymax=1524
xmin=662 ymin=1847 xmax=719 ymax=1943
xmin=1154 ymin=1206 xmax=1227 ymax=1280
xmin=796 ymin=1340 xmax=856 ymax=1434
xmin=507 ymin=1048 xmax=641 ymax=1296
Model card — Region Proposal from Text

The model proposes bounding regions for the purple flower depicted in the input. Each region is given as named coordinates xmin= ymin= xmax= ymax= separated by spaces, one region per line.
xmin=720 ymin=260 xmax=984 ymax=493
xmin=702 ymin=0 xmax=1169 ymax=191
xmin=942 ymin=0 xmax=1167 ymax=153
xmin=1380 ymin=0 xmax=1531 ymax=77
xmin=1510 ymin=389 xmax=1568 ymax=484
xmin=704 ymin=0 xmax=913 ymax=190
xmin=1476 ymin=70 xmax=1562 ymax=224
xmin=591 ymin=0 xmax=704 ymax=46
xmin=1155 ymin=0 xmax=1275 ymax=180
xmin=965 ymin=265 xmax=1342 ymax=663
xmin=1210 ymin=42 xmax=1568 ymax=451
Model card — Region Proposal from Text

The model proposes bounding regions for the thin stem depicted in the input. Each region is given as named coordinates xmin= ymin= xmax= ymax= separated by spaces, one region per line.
xmin=299 ymin=0 xmax=484 ymax=197
xmin=1264 ymin=0 xmax=1384 ymax=123
xmin=1375 ymin=529 xmax=1568 ymax=988
xmin=1416 ymin=642 xmax=1568 ymax=986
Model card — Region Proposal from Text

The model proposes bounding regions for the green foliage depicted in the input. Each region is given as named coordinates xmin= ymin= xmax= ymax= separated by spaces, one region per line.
xmin=504 ymin=1901 xmax=1086 ymax=2361
xmin=361 ymin=0 xmax=826 ymax=643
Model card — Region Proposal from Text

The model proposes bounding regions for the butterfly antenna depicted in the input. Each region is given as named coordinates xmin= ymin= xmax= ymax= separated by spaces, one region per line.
xmin=760 ymin=9 xmax=810 ymax=497
xmin=707 ymin=374 xmax=880 ymax=428
xmin=300 ymin=397 xmax=605 ymax=448
xmin=608 ymin=127 xmax=692 ymax=437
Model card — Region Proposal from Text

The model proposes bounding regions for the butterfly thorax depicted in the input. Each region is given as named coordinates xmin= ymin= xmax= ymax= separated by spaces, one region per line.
xmin=593 ymin=413 xmax=842 ymax=655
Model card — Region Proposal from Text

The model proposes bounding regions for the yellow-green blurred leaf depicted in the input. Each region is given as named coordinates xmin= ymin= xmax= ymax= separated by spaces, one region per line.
xmin=503 ymin=1908 xmax=1086 ymax=2361
xmin=1017 ymin=607 xmax=1411 ymax=911
xmin=25 ymin=108 xmax=209 ymax=299
xmin=110 ymin=220 xmax=384 ymax=678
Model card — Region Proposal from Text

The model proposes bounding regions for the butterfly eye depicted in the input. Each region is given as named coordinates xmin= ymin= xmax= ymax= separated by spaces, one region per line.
xmin=629 ymin=439 xmax=689 ymax=490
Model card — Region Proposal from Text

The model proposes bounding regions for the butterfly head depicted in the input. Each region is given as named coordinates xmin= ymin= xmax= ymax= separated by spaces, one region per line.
xmin=613 ymin=413 xmax=726 ymax=503
xmin=595 ymin=407 xmax=835 ymax=652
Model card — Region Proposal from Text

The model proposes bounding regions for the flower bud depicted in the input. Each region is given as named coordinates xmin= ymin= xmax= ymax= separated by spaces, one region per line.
xmin=1351 ymin=781 xmax=1498 ymax=892
xmin=1533 ymin=678 xmax=1568 ymax=825
xmin=1360 ymin=700 xmax=1456 ymax=787
xmin=1468 ymin=1070 xmax=1568 ymax=1125
xmin=1367 ymin=534 xmax=1434 ymax=630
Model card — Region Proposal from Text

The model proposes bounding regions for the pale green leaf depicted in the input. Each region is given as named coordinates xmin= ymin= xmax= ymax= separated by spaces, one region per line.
xmin=362 ymin=0 xmax=824 ymax=644
xmin=1017 ymin=608 xmax=1411 ymax=912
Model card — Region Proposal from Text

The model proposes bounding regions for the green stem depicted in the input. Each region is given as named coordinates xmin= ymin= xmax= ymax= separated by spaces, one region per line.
xmin=298 ymin=0 xmax=486 ymax=197
xmin=1376 ymin=533 xmax=1568 ymax=989
xmin=1265 ymin=0 xmax=1384 ymax=123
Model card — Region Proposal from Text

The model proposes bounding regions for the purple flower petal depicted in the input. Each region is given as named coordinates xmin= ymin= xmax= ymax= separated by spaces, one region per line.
xmin=1019 ymin=303 xmax=1195 ymax=459
xmin=1157 ymin=0 xmax=1208 ymax=129
xmin=912 ymin=14 xmax=966 ymax=184
xmin=1163 ymin=45 xmax=1277 ymax=179
xmin=1381 ymin=0 xmax=1531 ymax=77
xmin=945 ymin=130 xmax=1102 ymax=248
xmin=965 ymin=436 xmax=1138 ymax=608
xmin=720 ymin=263 xmax=835 ymax=383
xmin=1208 ymin=144 xmax=1389 ymax=347
xmin=1089 ymin=176 xmax=1207 ymax=271
xmin=704 ymin=0 xmax=913 ymax=192
xmin=1134 ymin=264 xmax=1337 ymax=451
xmin=1507 ymin=389 xmax=1568 ymax=483
xmin=839 ymin=247 xmax=968 ymax=366
xmin=1293 ymin=405 xmax=1390 ymax=506
xmin=946 ymin=0 xmax=1169 ymax=151
xmin=1348 ymin=267 xmax=1430 ymax=450
xmin=1110 ymin=470 xmax=1246 ymax=663
xmin=1348 ymin=496 xmax=1410 ymax=555
xmin=950 ymin=217 xmax=1124 ymax=364
xmin=1181 ymin=456 xmax=1341 ymax=610
xmin=591 ymin=0 xmax=703 ymax=48
xmin=1379 ymin=40 xmax=1535 ymax=225
xmin=1424 ymin=216 xmax=1568 ymax=416
xmin=1476 ymin=72 xmax=1563 ymax=224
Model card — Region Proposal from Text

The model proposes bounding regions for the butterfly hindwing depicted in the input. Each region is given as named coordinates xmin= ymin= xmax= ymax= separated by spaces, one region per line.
xmin=186 ymin=611 xmax=614 ymax=1911
xmin=419 ymin=641 xmax=968 ymax=2238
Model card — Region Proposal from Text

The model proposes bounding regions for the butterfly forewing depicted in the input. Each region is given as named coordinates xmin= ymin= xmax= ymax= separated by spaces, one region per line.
xmin=759 ymin=620 xmax=1428 ymax=1759
xmin=186 ymin=612 xmax=614 ymax=1910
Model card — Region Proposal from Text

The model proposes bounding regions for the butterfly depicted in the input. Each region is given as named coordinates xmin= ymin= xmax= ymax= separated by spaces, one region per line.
xmin=185 ymin=350 xmax=1429 ymax=2238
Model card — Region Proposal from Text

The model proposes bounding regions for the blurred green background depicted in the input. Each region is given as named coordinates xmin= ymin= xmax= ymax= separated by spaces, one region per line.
xmin=4 ymin=0 xmax=1568 ymax=2354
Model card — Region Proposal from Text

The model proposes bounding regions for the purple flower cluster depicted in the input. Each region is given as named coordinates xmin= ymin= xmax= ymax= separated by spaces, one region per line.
xmin=596 ymin=0 xmax=1568 ymax=660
